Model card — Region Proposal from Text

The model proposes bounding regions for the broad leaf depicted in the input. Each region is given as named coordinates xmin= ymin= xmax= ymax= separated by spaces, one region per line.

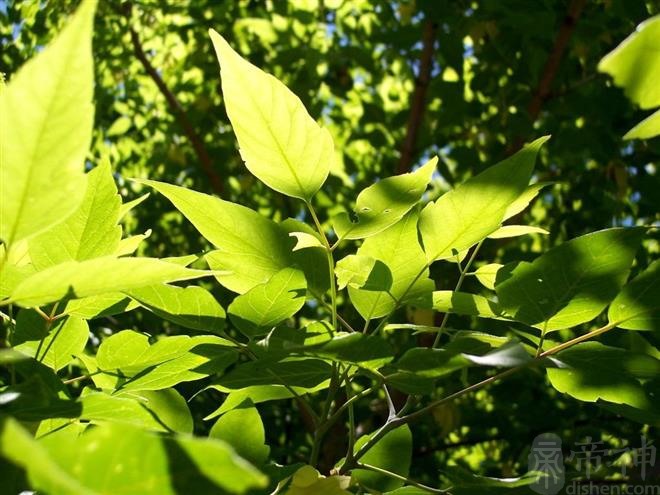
xmin=139 ymin=180 xmax=294 ymax=294
xmin=335 ymin=254 xmax=392 ymax=291
xmin=474 ymin=263 xmax=503 ymax=290
xmin=495 ymin=228 xmax=644 ymax=332
xmin=7 ymin=257 xmax=212 ymax=307
xmin=210 ymin=403 xmax=270 ymax=465
xmin=431 ymin=290 xmax=506 ymax=320
xmin=228 ymin=267 xmax=307 ymax=338
xmin=0 ymin=0 xmax=94 ymax=246
xmin=12 ymin=311 xmax=88 ymax=371
xmin=28 ymin=161 xmax=122 ymax=270
xmin=547 ymin=342 xmax=660 ymax=410
xmin=91 ymin=331 xmax=237 ymax=391
xmin=216 ymin=358 xmax=333 ymax=389
xmin=126 ymin=284 xmax=226 ymax=332
xmin=333 ymin=158 xmax=436 ymax=240
xmin=210 ymin=30 xmax=333 ymax=201
xmin=298 ymin=332 xmax=394 ymax=369
xmin=419 ymin=137 xmax=547 ymax=262
xmin=353 ymin=426 xmax=413 ymax=492
xmin=286 ymin=465 xmax=351 ymax=495
xmin=36 ymin=423 xmax=267 ymax=494
xmin=608 ymin=260 xmax=660 ymax=331
xmin=349 ymin=212 xmax=433 ymax=320
xmin=624 ymin=108 xmax=660 ymax=140
xmin=598 ymin=16 xmax=660 ymax=109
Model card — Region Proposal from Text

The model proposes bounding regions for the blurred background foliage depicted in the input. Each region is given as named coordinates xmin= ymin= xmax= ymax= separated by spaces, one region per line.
xmin=2 ymin=0 xmax=659 ymax=485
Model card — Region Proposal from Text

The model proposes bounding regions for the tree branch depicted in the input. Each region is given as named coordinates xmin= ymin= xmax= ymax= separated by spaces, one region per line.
xmin=509 ymin=0 xmax=587 ymax=153
xmin=396 ymin=20 xmax=437 ymax=174
xmin=119 ymin=3 xmax=224 ymax=195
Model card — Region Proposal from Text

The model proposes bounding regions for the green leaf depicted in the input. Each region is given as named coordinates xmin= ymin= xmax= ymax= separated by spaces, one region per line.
xmin=598 ymin=16 xmax=660 ymax=110
xmin=0 ymin=0 xmax=95 ymax=246
xmin=228 ymin=267 xmax=307 ymax=338
xmin=335 ymin=254 xmax=392 ymax=291
xmin=210 ymin=30 xmax=333 ymax=201
xmin=419 ymin=137 xmax=548 ymax=262
xmin=126 ymin=284 xmax=226 ymax=332
xmin=503 ymin=182 xmax=552 ymax=220
xmin=61 ymin=293 xmax=138 ymax=319
xmin=0 ymin=416 xmax=93 ymax=495
xmin=115 ymin=230 xmax=151 ymax=257
xmin=28 ymin=161 xmax=122 ymax=270
xmin=286 ymin=465 xmax=351 ymax=495
xmin=547 ymin=342 xmax=660 ymax=410
xmin=35 ymin=422 xmax=267 ymax=494
xmin=139 ymin=180 xmax=294 ymax=294
xmin=280 ymin=218 xmax=331 ymax=296
xmin=76 ymin=389 xmax=193 ymax=433
xmin=495 ymin=228 xmax=645 ymax=332
xmin=349 ymin=211 xmax=434 ymax=320
xmin=487 ymin=225 xmax=548 ymax=239
xmin=608 ymin=260 xmax=660 ymax=331
xmin=13 ymin=311 xmax=88 ymax=371
xmin=333 ymin=158 xmax=436 ymax=240
xmin=474 ymin=263 xmax=503 ymax=290
xmin=118 ymin=192 xmax=150 ymax=220
xmin=7 ymin=257 xmax=212 ymax=307
xmin=216 ymin=358 xmax=333 ymax=389
xmin=299 ymin=332 xmax=394 ymax=369
xmin=210 ymin=403 xmax=270 ymax=465
xmin=92 ymin=330 xmax=238 ymax=391
xmin=431 ymin=290 xmax=506 ymax=320
xmin=624 ymin=108 xmax=660 ymax=140
xmin=353 ymin=425 xmax=413 ymax=492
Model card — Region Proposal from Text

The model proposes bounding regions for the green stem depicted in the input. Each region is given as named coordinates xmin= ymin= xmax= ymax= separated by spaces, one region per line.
xmin=432 ymin=240 xmax=483 ymax=347
xmin=306 ymin=201 xmax=338 ymax=331
xmin=355 ymin=462 xmax=450 ymax=494
xmin=341 ymin=318 xmax=626 ymax=473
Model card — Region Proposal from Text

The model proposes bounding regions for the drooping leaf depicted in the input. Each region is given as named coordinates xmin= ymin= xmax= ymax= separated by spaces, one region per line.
xmin=349 ymin=212 xmax=433 ymax=320
xmin=419 ymin=137 xmax=548 ymax=262
xmin=547 ymin=342 xmax=660 ymax=411
xmin=210 ymin=30 xmax=333 ymax=201
xmin=210 ymin=403 xmax=270 ymax=465
xmin=353 ymin=425 xmax=413 ymax=492
xmin=495 ymin=228 xmax=645 ymax=332
xmin=28 ymin=161 xmax=122 ymax=270
xmin=228 ymin=267 xmax=307 ymax=338
xmin=126 ymin=284 xmax=226 ymax=332
xmin=7 ymin=257 xmax=212 ymax=307
xmin=624 ymin=108 xmax=660 ymax=139
xmin=139 ymin=180 xmax=294 ymax=294
xmin=333 ymin=158 xmax=436 ymax=240
xmin=608 ymin=260 xmax=660 ymax=331
xmin=0 ymin=0 xmax=94 ymax=246
xmin=299 ymin=332 xmax=394 ymax=369
xmin=13 ymin=311 xmax=88 ymax=372
xmin=280 ymin=218 xmax=331 ymax=296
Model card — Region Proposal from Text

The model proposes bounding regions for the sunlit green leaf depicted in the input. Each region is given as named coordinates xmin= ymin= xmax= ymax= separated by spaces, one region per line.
xmin=228 ymin=267 xmax=307 ymax=338
xmin=419 ymin=137 xmax=548 ymax=262
xmin=608 ymin=260 xmax=660 ymax=331
xmin=210 ymin=403 xmax=270 ymax=465
xmin=353 ymin=425 xmax=412 ymax=492
xmin=139 ymin=180 xmax=294 ymax=294
xmin=333 ymin=158 xmax=436 ymax=240
xmin=0 ymin=0 xmax=94 ymax=246
xmin=210 ymin=30 xmax=333 ymax=200
xmin=495 ymin=228 xmax=644 ymax=332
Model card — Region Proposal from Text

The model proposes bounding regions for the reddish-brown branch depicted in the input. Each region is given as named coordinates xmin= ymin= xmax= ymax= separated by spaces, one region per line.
xmin=120 ymin=4 xmax=223 ymax=195
xmin=509 ymin=0 xmax=587 ymax=153
xmin=396 ymin=20 xmax=437 ymax=175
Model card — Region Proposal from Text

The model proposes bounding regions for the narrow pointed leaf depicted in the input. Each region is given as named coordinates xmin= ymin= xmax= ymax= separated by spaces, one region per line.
xmin=419 ymin=137 xmax=548 ymax=262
